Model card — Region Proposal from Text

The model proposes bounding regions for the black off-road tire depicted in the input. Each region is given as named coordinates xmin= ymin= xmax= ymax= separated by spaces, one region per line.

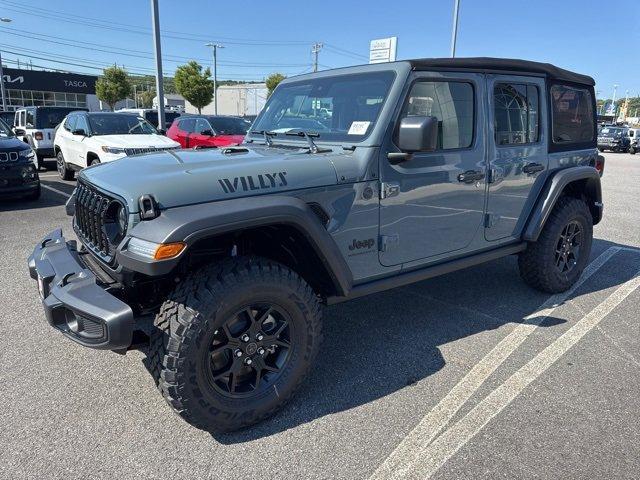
xmin=56 ymin=151 xmax=74 ymax=180
xmin=629 ymin=146 xmax=636 ymax=155
xmin=518 ymin=196 xmax=593 ymax=293
xmin=148 ymin=256 xmax=323 ymax=432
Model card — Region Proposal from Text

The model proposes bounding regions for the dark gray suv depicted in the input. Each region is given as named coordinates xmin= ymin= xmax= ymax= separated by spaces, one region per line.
xmin=28 ymin=58 xmax=604 ymax=432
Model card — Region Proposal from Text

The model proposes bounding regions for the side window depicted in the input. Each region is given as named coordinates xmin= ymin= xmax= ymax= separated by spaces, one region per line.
xmin=398 ymin=81 xmax=474 ymax=150
xmin=75 ymin=115 xmax=89 ymax=132
xmin=493 ymin=83 xmax=539 ymax=145
xmin=14 ymin=111 xmax=19 ymax=127
xmin=180 ymin=118 xmax=196 ymax=133
xmin=550 ymin=84 xmax=594 ymax=144
xmin=195 ymin=118 xmax=212 ymax=133
xmin=64 ymin=115 xmax=77 ymax=132
xmin=25 ymin=109 xmax=35 ymax=128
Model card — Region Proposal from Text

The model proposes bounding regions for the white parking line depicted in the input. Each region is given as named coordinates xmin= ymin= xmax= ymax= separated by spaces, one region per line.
xmin=370 ymin=246 xmax=620 ymax=480
xmin=409 ymin=267 xmax=640 ymax=479
xmin=41 ymin=184 xmax=71 ymax=198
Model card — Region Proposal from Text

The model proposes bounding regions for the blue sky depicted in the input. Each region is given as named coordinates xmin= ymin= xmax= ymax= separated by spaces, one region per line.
xmin=0 ymin=0 xmax=638 ymax=98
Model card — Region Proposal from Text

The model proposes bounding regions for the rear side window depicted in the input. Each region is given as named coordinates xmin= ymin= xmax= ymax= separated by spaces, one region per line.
xmin=179 ymin=118 xmax=196 ymax=133
xmin=64 ymin=115 xmax=77 ymax=132
xmin=398 ymin=81 xmax=474 ymax=150
xmin=494 ymin=83 xmax=539 ymax=145
xmin=550 ymin=84 xmax=594 ymax=145
xmin=25 ymin=110 xmax=35 ymax=127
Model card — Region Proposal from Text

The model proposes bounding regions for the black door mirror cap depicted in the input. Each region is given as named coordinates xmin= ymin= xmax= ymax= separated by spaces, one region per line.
xmin=397 ymin=116 xmax=438 ymax=153
xmin=14 ymin=128 xmax=26 ymax=136
xmin=72 ymin=128 xmax=87 ymax=136
xmin=200 ymin=129 xmax=214 ymax=136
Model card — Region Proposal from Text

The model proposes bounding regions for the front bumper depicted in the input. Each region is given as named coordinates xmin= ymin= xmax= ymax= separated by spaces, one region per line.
xmin=0 ymin=163 xmax=39 ymax=196
xmin=28 ymin=229 xmax=134 ymax=350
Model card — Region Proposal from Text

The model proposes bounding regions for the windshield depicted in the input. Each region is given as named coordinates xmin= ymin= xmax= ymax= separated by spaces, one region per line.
xmin=600 ymin=127 xmax=625 ymax=136
xmin=88 ymin=114 xmax=158 ymax=135
xmin=0 ymin=119 xmax=14 ymax=137
xmin=35 ymin=107 xmax=84 ymax=129
xmin=209 ymin=116 xmax=249 ymax=135
xmin=251 ymin=71 xmax=395 ymax=142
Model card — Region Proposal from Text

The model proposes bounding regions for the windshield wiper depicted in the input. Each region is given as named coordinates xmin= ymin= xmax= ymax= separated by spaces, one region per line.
xmin=248 ymin=129 xmax=277 ymax=147
xmin=284 ymin=130 xmax=329 ymax=154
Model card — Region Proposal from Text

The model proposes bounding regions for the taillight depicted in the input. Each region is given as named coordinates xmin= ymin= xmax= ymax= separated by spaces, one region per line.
xmin=34 ymin=131 xmax=43 ymax=141
xmin=595 ymin=155 xmax=605 ymax=177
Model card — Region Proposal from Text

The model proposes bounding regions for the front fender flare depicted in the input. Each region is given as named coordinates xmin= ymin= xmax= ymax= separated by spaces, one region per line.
xmin=117 ymin=195 xmax=354 ymax=296
xmin=523 ymin=166 xmax=602 ymax=242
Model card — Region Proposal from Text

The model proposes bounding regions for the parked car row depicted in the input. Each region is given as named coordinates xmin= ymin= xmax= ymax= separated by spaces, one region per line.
xmin=0 ymin=106 xmax=253 ymax=194
xmin=597 ymin=125 xmax=640 ymax=154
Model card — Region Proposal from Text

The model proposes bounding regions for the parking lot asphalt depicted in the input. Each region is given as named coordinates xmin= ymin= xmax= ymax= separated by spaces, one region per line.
xmin=0 ymin=153 xmax=638 ymax=480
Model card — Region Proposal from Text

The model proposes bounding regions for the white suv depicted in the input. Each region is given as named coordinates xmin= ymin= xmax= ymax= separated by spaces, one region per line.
xmin=54 ymin=111 xmax=180 ymax=180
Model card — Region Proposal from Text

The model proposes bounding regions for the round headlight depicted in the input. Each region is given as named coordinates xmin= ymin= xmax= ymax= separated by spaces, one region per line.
xmin=104 ymin=201 xmax=127 ymax=243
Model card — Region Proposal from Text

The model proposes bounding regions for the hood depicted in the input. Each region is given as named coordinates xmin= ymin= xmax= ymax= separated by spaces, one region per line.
xmin=93 ymin=134 xmax=179 ymax=148
xmin=0 ymin=136 xmax=31 ymax=152
xmin=80 ymin=145 xmax=342 ymax=212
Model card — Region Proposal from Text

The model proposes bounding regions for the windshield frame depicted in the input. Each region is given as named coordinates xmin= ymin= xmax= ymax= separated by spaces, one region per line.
xmin=87 ymin=113 xmax=159 ymax=136
xmin=249 ymin=70 xmax=397 ymax=144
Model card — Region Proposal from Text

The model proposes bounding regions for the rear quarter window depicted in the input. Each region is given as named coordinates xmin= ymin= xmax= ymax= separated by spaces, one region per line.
xmin=550 ymin=84 xmax=594 ymax=147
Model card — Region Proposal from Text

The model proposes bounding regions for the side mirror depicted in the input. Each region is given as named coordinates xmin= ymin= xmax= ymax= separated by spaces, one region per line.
xmin=157 ymin=128 xmax=166 ymax=136
xmin=72 ymin=128 xmax=86 ymax=136
xmin=200 ymin=129 xmax=214 ymax=136
xmin=397 ymin=116 xmax=438 ymax=153
xmin=14 ymin=128 xmax=25 ymax=136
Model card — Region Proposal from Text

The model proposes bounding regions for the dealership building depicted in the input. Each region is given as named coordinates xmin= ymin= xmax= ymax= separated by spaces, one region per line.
xmin=0 ymin=67 xmax=125 ymax=112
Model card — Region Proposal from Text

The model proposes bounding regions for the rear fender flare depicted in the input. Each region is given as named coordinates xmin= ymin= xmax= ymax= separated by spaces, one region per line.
xmin=523 ymin=166 xmax=602 ymax=242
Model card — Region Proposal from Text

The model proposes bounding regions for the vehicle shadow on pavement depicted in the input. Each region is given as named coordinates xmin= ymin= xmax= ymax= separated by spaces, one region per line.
xmin=0 ymin=178 xmax=74 ymax=212
xmin=208 ymin=239 xmax=637 ymax=443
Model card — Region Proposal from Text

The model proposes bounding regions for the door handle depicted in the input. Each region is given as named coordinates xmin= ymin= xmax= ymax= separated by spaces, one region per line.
xmin=457 ymin=170 xmax=485 ymax=183
xmin=523 ymin=162 xmax=544 ymax=174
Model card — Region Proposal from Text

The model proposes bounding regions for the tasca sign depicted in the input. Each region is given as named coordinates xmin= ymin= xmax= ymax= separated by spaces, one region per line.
xmin=369 ymin=37 xmax=398 ymax=64
xmin=1 ymin=68 xmax=97 ymax=94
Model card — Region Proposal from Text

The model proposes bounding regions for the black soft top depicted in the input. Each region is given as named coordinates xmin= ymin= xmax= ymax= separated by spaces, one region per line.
xmin=408 ymin=57 xmax=594 ymax=86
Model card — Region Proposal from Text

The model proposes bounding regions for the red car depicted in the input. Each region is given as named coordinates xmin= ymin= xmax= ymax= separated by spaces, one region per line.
xmin=167 ymin=115 xmax=249 ymax=148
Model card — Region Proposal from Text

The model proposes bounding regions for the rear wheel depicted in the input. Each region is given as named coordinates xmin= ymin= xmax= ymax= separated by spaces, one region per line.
xmin=518 ymin=197 xmax=593 ymax=293
xmin=56 ymin=151 xmax=74 ymax=180
xmin=148 ymin=256 xmax=323 ymax=432
xmin=629 ymin=146 xmax=636 ymax=155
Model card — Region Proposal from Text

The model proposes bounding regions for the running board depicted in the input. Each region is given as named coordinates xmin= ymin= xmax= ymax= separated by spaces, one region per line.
xmin=326 ymin=242 xmax=527 ymax=305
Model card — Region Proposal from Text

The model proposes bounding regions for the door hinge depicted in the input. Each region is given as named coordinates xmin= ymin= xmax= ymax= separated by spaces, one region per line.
xmin=379 ymin=234 xmax=400 ymax=252
xmin=484 ymin=213 xmax=500 ymax=228
xmin=380 ymin=182 xmax=400 ymax=199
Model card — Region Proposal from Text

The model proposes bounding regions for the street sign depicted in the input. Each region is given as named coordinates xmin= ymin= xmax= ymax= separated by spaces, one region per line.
xmin=369 ymin=37 xmax=397 ymax=64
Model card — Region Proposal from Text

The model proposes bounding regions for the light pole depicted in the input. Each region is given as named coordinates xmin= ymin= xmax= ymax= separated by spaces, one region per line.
xmin=450 ymin=0 xmax=461 ymax=57
xmin=312 ymin=43 xmax=323 ymax=72
xmin=205 ymin=43 xmax=224 ymax=115
xmin=0 ymin=17 xmax=12 ymax=112
xmin=150 ymin=0 xmax=165 ymax=129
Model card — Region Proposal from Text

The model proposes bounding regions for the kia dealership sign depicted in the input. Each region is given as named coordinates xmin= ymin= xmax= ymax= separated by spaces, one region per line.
xmin=1 ymin=68 xmax=97 ymax=94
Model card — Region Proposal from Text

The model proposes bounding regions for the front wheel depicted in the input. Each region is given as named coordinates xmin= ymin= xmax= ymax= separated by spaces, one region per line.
xmin=148 ymin=256 xmax=323 ymax=432
xmin=518 ymin=197 xmax=593 ymax=293
xmin=56 ymin=151 xmax=74 ymax=180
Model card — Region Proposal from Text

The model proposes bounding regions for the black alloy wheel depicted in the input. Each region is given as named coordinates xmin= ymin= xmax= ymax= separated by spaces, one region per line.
xmin=207 ymin=303 xmax=293 ymax=397
xmin=554 ymin=220 xmax=582 ymax=274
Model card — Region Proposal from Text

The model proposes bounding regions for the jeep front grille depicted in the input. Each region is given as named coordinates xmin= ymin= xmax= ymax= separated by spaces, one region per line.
xmin=74 ymin=180 xmax=116 ymax=260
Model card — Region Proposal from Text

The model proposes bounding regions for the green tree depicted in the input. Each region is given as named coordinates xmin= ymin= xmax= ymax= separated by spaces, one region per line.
xmin=138 ymin=89 xmax=156 ymax=109
xmin=174 ymin=61 xmax=214 ymax=113
xmin=95 ymin=66 xmax=132 ymax=111
xmin=266 ymin=73 xmax=286 ymax=97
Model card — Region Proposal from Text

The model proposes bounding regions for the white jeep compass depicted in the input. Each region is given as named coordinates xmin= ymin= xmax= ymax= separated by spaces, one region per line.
xmin=54 ymin=111 xmax=180 ymax=180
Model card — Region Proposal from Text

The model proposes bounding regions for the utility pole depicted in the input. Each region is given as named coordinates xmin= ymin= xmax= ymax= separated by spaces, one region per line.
xmin=205 ymin=43 xmax=224 ymax=115
xmin=312 ymin=43 xmax=323 ymax=72
xmin=450 ymin=0 xmax=461 ymax=57
xmin=150 ymin=0 xmax=165 ymax=129
xmin=0 ymin=18 xmax=12 ymax=112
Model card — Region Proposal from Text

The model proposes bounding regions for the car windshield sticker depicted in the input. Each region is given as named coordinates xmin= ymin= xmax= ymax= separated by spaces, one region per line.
xmin=348 ymin=121 xmax=370 ymax=135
